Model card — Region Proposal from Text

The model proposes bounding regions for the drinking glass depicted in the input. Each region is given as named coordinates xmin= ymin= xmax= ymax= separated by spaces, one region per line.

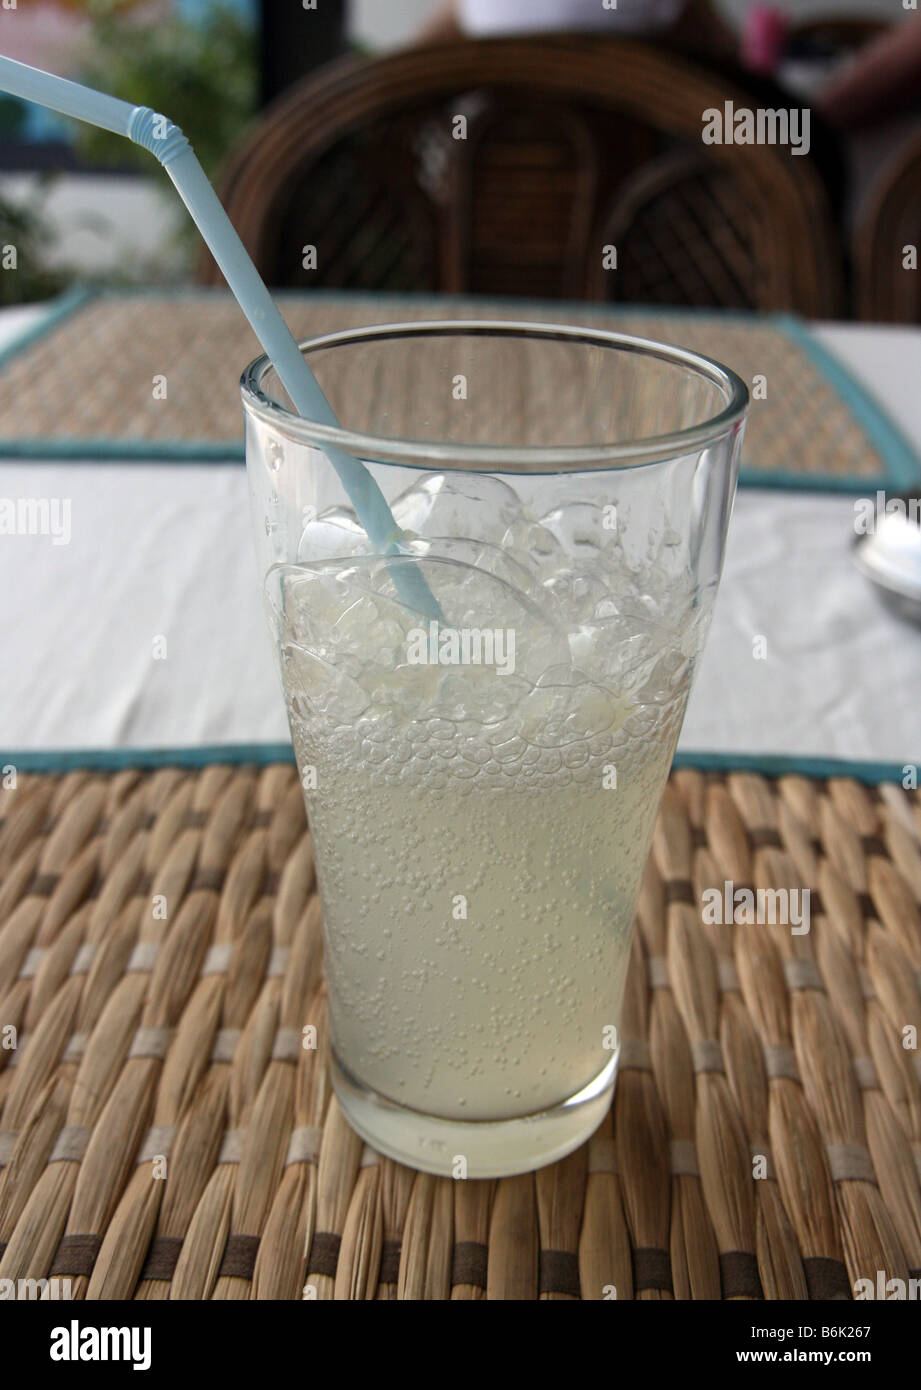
xmin=241 ymin=321 xmax=747 ymax=1177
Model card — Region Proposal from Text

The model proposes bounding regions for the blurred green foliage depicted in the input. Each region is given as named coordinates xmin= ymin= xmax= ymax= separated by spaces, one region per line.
xmin=0 ymin=95 xmax=27 ymax=138
xmin=0 ymin=3 xmax=258 ymax=301
xmin=73 ymin=1 xmax=259 ymax=184
xmin=0 ymin=186 xmax=69 ymax=306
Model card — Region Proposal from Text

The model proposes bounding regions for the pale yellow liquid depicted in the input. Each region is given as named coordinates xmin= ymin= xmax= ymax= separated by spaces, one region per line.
xmin=296 ymin=704 xmax=679 ymax=1122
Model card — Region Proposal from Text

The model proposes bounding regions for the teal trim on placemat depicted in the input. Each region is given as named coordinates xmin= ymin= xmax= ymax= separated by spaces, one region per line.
xmin=778 ymin=314 xmax=921 ymax=494
xmin=0 ymin=743 xmax=913 ymax=785
xmin=0 ymin=283 xmax=97 ymax=374
xmin=0 ymin=743 xmax=297 ymax=773
xmin=670 ymin=750 xmax=915 ymax=786
xmin=0 ymin=284 xmax=243 ymax=464
xmin=0 ymin=438 xmax=243 ymax=462
xmin=1 ymin=287 xmax=919 ymax=494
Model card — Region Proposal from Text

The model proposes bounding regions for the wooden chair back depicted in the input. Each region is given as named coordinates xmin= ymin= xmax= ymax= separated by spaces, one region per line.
xmin=201 ymin=37 xmax=843 ymax=315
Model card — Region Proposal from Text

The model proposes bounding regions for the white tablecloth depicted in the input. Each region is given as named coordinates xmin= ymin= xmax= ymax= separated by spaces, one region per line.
xmin=1 ymin=305 xmax=919 ymax=765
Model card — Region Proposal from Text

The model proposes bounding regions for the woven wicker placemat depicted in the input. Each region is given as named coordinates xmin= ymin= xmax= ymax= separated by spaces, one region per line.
xmin=0 ymin=289 xmax=914 ymax=488
xmin=0 ymin=761 xmax=919 ymax=1300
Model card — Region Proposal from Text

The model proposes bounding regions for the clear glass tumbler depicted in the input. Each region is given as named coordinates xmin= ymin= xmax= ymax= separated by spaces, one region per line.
xmin=241 ymin=321 xmax=747 ymax=1178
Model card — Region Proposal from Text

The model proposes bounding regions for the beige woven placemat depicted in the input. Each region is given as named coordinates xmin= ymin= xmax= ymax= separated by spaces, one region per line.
xmin=0 ymin=761 xmax=919 ymax=1300
xmin=0 ymin=290 xmax=910 ymax=486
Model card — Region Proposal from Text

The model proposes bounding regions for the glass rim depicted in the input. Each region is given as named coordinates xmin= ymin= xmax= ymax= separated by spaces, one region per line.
xmin=240 ymin=319 xmax=749 ymax=471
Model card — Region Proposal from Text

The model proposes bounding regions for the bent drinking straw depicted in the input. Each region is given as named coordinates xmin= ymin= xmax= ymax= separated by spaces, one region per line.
xmin=0 ymin=54 xmax=442 ymax=619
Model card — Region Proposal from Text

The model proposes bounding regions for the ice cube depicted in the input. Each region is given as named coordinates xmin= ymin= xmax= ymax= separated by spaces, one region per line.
xmin=539 ymin=501 xmax=619 ymax=563
xmin=281 ymin=641 xmax=370 ymax=723
xmin=405 ymin=534 xmax=545 ymax=609
xmin=565 ymin=612 xmax=660 ymax=684
xmin=270 ymin=552 xmax=573 ymax=720
xmin=423 ymin=668 xmax=532 ymax=726
xmin=378 ymin=554 xmax=571 ymax=682
xmin=542 ymin=566 xmax=613 ymax=622
xmin=501 ymin=518 xmax=564 ymax=578
xmin=264 ymin=563 xmax=352 ymax=646
xmin=633 ymin=649 xmax=690 ymax=705
xmin=515 ymin=667 xmax=627 ymax=747
xmin=391 ymin=472 xmax=524 ymax=544
xmin=297 ymin=506 xmax=370 ymax=563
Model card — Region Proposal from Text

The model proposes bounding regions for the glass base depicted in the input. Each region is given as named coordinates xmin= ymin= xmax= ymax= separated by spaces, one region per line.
xmin=330 ymin=1048 xmax=619 ymax=1179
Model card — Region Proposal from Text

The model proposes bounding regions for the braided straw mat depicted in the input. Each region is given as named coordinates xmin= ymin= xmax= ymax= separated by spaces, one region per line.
xmin=1 ymin=762 xmax=920 ymax=1300
xmin=0 ymin=291 xmax=892 ymax=482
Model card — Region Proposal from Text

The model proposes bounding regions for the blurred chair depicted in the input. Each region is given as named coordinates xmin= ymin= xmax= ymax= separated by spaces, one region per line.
xmin=855 ymin=132 xmax=921 ymax=324
xmin=201 ymin=36 xmax=843 ymax=315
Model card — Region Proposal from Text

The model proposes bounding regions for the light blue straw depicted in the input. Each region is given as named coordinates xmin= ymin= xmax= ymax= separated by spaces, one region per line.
xmin=0 ymin=54 xmax=441 ymax=619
